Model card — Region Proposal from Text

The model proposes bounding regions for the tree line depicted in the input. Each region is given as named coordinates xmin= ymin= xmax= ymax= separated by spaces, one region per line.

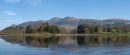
xmin=25 ymin=23 xmax=62 ymax=34
xmin=77 ymin=24 xmax=130 ymax=34
xmin=1 ymin=22 xmax=66 ymax=34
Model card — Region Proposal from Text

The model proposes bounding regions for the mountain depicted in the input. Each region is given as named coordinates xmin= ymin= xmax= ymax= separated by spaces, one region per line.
xmin=4 ymin=17 xmax=130 ymax=31
xmin=102 ymin=18 xmax=130 ymax=24
xmin=48 ymin=17 xmax=80 ymax=26
xmin=18 ymin=20 xmax=45 ymax=29
xmin=79 ymin=19 xmax=102 ymax=25
xmin=48 ymin=17 xmax=62 ymax=26
xmin=10 ymin=24 xmax=18 ymax=27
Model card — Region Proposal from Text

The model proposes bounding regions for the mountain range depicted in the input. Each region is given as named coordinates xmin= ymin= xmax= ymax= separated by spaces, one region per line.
xmin=8 ymin=17 xmax=130 ymax=31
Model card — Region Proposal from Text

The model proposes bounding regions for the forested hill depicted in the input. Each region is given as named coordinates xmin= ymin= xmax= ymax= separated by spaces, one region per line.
xmin=1 ymin=17 xmax=130 ymax=34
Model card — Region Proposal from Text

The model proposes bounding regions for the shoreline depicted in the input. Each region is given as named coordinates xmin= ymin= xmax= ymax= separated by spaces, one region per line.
xmin=1 ymin=33 xmax=130 ymax=36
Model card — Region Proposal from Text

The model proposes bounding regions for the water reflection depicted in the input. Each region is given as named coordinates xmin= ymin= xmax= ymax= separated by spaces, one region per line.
xmin=1 ymin=35 xmax=130 ymax=49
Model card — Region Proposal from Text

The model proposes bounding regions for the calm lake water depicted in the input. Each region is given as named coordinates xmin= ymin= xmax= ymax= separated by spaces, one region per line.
xmin=0 ymin=35 xmax=130 ymax=55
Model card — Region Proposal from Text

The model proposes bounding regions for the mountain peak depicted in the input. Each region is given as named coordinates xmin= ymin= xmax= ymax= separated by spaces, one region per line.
xmin=64 ymin=16 xmax=77 ymax=19
xmin=52 ymin=17 xmax=62 ymax=19
xmin=10 ymin=24 xmax=18 ymax=27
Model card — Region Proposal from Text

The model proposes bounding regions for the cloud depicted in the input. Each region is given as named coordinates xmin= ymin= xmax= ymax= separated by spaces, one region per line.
xmin=24 ymin=0 xmax=42 ymax=7
xmin=4 ymin=0 xmax=21 ymax=3
xmin=4 ymin=0 xmax=43 ymax=6
xmin=3 ymin=11 xmax=16 ymax=16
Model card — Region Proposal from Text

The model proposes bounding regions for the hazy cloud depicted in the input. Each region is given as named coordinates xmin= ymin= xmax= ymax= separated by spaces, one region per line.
xmin=3 ymin=11 xmax=16 ymax=16
xmin=4 ymin=0 xmax=43 ymax=6
xmin=24 ymin=0 xmax=42 ymax=6
xmin=4 ymin=0 xmax=21 ymax=3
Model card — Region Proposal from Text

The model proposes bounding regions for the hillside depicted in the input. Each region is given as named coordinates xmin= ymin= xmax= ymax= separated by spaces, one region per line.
xmin=1 ymin=17 xmax=130 ymax=34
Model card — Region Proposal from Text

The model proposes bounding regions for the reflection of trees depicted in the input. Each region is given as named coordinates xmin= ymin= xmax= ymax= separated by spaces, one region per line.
xmin=77 ymin=36 xmax=86 ymax=45
xmin=25 ymin=36 xmax=60 ymax=47
xmin=1 ymin=35 xmax=26 ymax=44
xmin=1 ymin=35 xmax=130 ymax=48
xmin=1 ymin=35 xmax=60 ymax=48
xmin=77 ymin=35 xmax=102 ymax=47
xmin=77 ymin=35 xmax=130 ymax=47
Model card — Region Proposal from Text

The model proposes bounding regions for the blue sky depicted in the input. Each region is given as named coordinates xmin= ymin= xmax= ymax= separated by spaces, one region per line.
xmin=0 ymin=0 xmax=130 ymax=30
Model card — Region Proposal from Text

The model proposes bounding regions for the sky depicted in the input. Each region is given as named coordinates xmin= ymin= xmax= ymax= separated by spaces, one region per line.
xmin=0 ymin=0 xmax=130 ymax=30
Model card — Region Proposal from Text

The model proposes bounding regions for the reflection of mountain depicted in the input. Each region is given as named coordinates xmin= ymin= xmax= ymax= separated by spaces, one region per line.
xmin=0 ymin=36 xmax=78 ymax=50
xmin=1 ymin=35 xmax=130 ymax=49
xmin=25 ymin=36 xmax=60 ymax=47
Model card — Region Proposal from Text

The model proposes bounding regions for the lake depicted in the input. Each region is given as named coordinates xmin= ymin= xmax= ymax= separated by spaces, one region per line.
xmin=0 ymin=35 xmax=130 ymax=55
